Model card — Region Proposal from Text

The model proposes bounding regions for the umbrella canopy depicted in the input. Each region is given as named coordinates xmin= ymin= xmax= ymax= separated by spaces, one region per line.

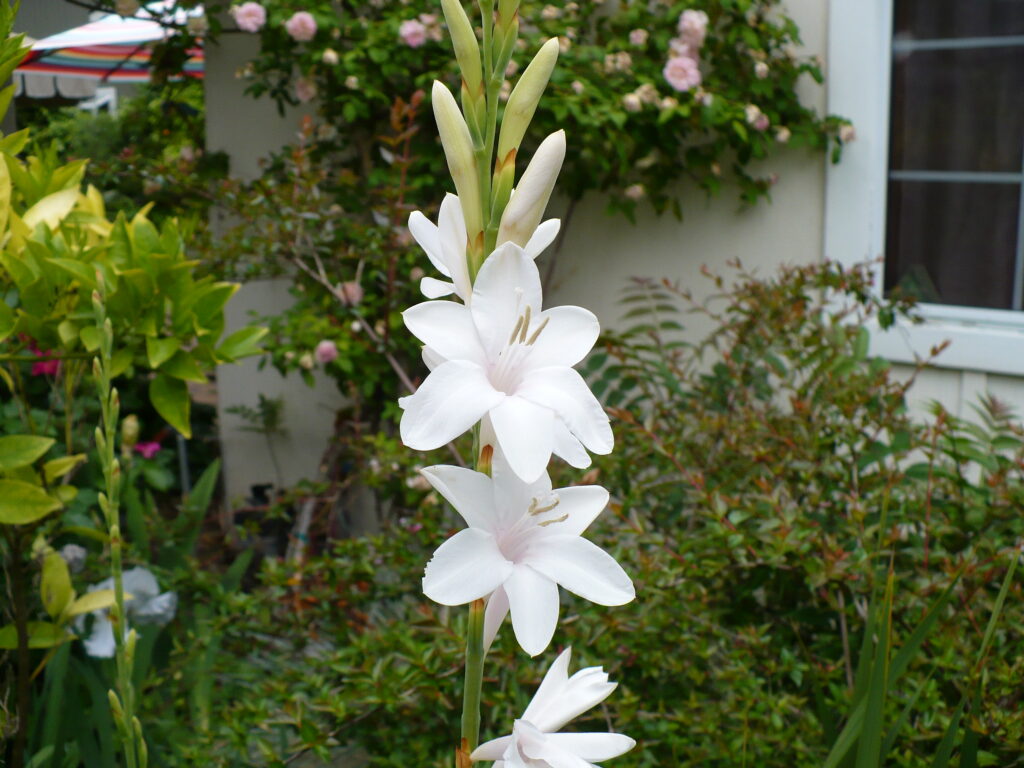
xmin=16 ymin=1 xmax=203 ymax=91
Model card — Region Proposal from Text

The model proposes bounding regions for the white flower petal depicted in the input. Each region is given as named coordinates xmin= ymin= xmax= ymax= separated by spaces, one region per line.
xmin=471 ymin=243 xmax=543 ymax=358
xmin=515 ymin=724 xmax=593 ymax=768
xmin=420 ymin=276 xmax=456 ymax=299
xmin=400 ymin=360 xmax=504 ymax=450
xmin=420 ymin=465 xmax=497 ymax=531
xmin=403 ymin=301 xmax=487 ymax=366
xmin=490 ymin=396 xmax=554 ymax=483
xmin=547 ymin=733 xmax=636 ymax=761
xmin=523 ymin=218 xmax=561 ymax=259
xmin=549 ymin=486 xmax=609 ymax=537
xmin=553 ymin=418 xmax=592 ymax=469
xmin=525 ymin=660 xmax=617 ymax=733
xmin=492 ymin=443 xmax=554 ymax=526
xmin=83 ymin=615 xmax=117 ymax=658
xmin=472 ymin=736 xmax=514 ymax=762
xmin=483 ymin=585 xmax=510 ymax=651
xmin=527 ymin=536 xmax=634 ymax=606
xmin=437 ymin=193 xmax=472 ymax=301
xmin=526 ymin=306 xmax=600 ymax=370
xmin=408 ymin=210 xmax=449 ymax=276
xmin=505 ymin=564 xmax=559 ymax=656
xmin=422 ymin=346 xmax=445 ymax=372
xmin=423 ymin=528 xmax=513 ymax=605
xmin=518 ymin=367 xmax=612 ymax=456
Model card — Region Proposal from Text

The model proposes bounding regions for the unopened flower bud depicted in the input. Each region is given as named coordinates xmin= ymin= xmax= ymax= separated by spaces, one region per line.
xmin=440 ymin=0 xmax=483 ymax=96
xmin=121 ymin=414 xmax=140 ymax=450
xmin=497 ymin=38 xmax=560 ymax=162
xmin=839 ymin=124 xmax=857 ymax=142
xmin=497 ymin=130 xmax=565 ymax=248
xmin=431 ymin=81 xmax=482 ymax=243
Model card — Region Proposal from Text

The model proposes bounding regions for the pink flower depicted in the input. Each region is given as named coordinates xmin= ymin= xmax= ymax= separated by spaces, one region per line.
xmin=629 ymin=28 xmax=648 ymax=47
xmin=677 ymin=9 xmax=709 ymax=48
xmin=29 ymin=346 xmax=60 ymax=376
xmin=315 ymin=340 xmax=338 ymax=364
xmin=399 ymin=19 xmax=428 ymax=48
xmin=295 ymin=77 xmax=317 ymax=102
xmin=134 ymin=442 xmax=161 ymax=459
xmin=753 ymin=113 xmax=770 ymax=131
xmin=285 ymin=11 xmax=317 ymax=42
xmin=663 ymin=55 xmax=701 ymax=92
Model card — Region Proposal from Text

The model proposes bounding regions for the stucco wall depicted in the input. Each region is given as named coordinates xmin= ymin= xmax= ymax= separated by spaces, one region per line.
xmin=209 ymin=0 xmax=837 ymax=498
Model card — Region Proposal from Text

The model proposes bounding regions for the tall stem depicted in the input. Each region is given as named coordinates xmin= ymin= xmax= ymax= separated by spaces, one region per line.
xmin=460 ymin=598 xmax=486 ymax=758
xmin=92 ymin=291 xmax=144 ymax=768
xmin=7 ymin=528 xmax=31 ymax=768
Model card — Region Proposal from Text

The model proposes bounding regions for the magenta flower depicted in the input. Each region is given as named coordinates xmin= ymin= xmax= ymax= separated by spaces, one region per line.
xmin=285 ymin=11 xmax=317 ymax=42
xmin=29 ymin=346 xmax=60 ymax=377
xmin=134 ymin=442 xmax=161 ymax=459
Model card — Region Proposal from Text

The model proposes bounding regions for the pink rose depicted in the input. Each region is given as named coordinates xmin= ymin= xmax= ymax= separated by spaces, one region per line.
xmin=677 ymin=9 xmax=709 ymax=48
xmin=315 ymin=340 xmax=339 ymax=364
xmin=134 ymin=442 xmax=161 ymax=459
xmin=663 ymin=55 xmax=701 ymax=92
xmin=295 ymin=77 xmax=317 ymax=103
xmin=629 ymin=28 xmax=648 ymax=47
xmin=285 ymin=11 xmax=317 ymax=42
xmin=399 ymin=19 xmax=427 ymax=48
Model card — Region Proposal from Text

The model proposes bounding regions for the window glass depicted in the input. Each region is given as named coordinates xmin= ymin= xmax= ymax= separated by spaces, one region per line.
xmin=885 ymin=0 xmax=1024 ymax=310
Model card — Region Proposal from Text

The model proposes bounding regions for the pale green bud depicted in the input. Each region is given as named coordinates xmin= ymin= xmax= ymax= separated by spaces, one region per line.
xmin=440 ymin=0 xmax=482 ymax=97
xmin=498 ymin=130 xmax=565 ymax=248
xmin=496 ymin=38 xmax=559 ymax=162
xmin=432 ymin=80 xmax=483 ymax=244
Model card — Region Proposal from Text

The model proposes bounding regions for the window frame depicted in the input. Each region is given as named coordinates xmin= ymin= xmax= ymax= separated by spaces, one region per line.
xmin=824 ymin=0 xmax=1024 ymax=377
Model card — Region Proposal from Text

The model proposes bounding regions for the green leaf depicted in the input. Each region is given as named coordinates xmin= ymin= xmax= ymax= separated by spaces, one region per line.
xmin=0 ymin=479 xmax=62 ymax=524
xmin=149 ymin=373 xmax=192 ymax=438
xmin=43 ymin=454 xmax=85 ymax=483
xmin=80 ymin=325 xmax=102 ymax=352
xmin=146 ymin=336 xmax=180 ymax=369
xmin=0 ymin=621 xmax=68 ymax=649
xmin=65 ymin=589 xmax=117 ymax=618
xmin=0 ymin=298 xmax=13 ymax=343
xmin=41 ymin=550 xmax=73 ymax=618
xmin=0 ymin=434 xmax=55 ymax=471
xmin=216 ymin=326 xmax=268 ymax=362
xmin=159 ymin=350 xmax=207 ymax=383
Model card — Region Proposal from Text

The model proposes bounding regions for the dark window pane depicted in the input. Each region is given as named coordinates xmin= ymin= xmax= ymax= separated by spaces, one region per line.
xmin=884 ymin=181 xmax=1020 ymax=310
xmin=894 ymin=0 xmax=1024 ymax=39
xmin=889 ymin=47 xmax=1024 ymax=172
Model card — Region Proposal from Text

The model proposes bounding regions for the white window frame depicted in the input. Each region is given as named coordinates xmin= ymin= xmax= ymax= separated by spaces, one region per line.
xmin=824 ymin=0 xmax=1024 ymax=377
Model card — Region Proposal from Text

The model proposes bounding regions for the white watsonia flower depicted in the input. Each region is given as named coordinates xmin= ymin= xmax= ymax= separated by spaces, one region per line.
xmin=420 ymin=456 xmax=633 ymax=656
xmin=407 ymin=193 xmax=560 ymax=302
xmin=399 ymin=243 xmax=612 ymax=481
xmin=472 ymin=647 xmax=636 ymax=767
xmin=75 ymin=567 xmax=177 ymax=658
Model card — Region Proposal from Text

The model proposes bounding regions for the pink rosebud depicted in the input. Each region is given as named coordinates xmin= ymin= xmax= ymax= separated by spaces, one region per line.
xmin=134 ymin=442 xmax=161 ymax=459
xmin=339 ymin=280 xmax=363 ymax=306
xmin=677 ymin=9 xmax=709 ymax=48
xmin=315 ymin=340 xmax=338 ymax=364
xmin=285 ymin=11 xmax=317 ymax=42
xmin=663 ymin=55 xmax=702 ymax=92
xmin=295 ymin=77 xmax=317 ymax=103
xmin=629 ymin=28 xmax=648 ymax=47
xmin=754 ymin=113 xmax=770 ymax=131
xmin=398 ymin=19 xmax=428 ymax=48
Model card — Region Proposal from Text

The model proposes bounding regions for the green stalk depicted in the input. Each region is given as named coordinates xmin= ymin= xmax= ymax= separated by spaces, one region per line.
xmin=91 ymin=290 xmax=145 ymax=768
xmin=460 ymin=598 xmax=486 ymax=757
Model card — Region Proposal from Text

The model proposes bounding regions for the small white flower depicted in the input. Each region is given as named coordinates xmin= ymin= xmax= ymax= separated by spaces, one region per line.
xmin=840 ymin=124 xmax=857 ymax=142
xmin=76 ymin=568 xmax=176 ymax=658
xmin=472 ymin=647 xmax=636 ymax=766
xmin=399 ymin=245 xmax=612 ymax=481
xmin=322 ymin=47 xmax=339 ymax=65
xmin=571 ymin=80 xmax=585 ymax=95
xmin=407 ymin=194 xmax=560 ymax=303
xmin=621 ymin=93 xmax=642 ymax=113
xmin=754 ymin=61 xmax=769 ymax=79
xmin=420 ymin=456 xmax=633 ymax=655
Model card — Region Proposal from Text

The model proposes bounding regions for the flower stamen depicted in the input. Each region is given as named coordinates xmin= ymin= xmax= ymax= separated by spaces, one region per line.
xmin=525 ymin=316 xmax=549 ymax=345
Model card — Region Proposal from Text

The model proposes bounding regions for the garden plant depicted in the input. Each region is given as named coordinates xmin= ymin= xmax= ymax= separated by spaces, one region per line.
xmin=1 ymin=1 xmax=1022 ymax=768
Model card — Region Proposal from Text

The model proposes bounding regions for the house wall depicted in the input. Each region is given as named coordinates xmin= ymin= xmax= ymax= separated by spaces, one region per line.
xmin=209 ymin=0 xmax=1024 ymax=501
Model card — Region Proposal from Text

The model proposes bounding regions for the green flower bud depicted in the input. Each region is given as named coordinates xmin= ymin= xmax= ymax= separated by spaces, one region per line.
xmin=496 ymin=38 xmax=559 ymax=163
xmin=432 ymin=81 xmax=483 ymax=245
xmin=440 ymin=0 xmax=482 ymax=97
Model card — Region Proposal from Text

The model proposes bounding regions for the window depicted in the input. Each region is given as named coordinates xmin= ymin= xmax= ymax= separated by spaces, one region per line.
xmin=825 ymin=0 xmax=1024 ymax=376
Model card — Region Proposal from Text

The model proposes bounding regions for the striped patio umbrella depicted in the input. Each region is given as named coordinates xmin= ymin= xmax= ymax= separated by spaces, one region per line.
xmin=16 ymin=1 xmax=203 ymax=91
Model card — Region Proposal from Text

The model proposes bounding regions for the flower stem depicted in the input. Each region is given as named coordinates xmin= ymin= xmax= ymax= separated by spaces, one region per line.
xmin=91 ymin=290 xmax=144 ymax=768
xmin=459 ymin=597 xmax=486 ymax=764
